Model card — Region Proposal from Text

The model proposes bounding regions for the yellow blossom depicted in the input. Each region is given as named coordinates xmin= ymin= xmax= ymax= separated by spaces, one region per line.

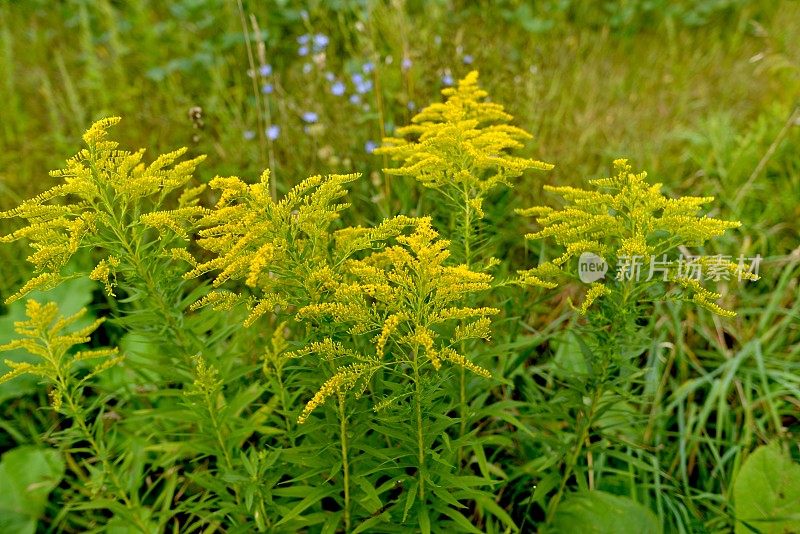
xmin=518 ymin=158 xmax=753 ymax=316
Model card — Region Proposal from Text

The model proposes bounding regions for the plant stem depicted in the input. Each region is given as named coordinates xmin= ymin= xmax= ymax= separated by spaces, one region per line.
xmin=205 ymin=391 xmax=234 ymax=471
xmin=458 ymin=186 xmax=474 ymax=461
xmin=338 ymin=394 xmax=352 ymax=532
xmin=412 ymin=346 xmax=426 ymax=501
xmin=547 ymin=385 xmax=603 ymax=521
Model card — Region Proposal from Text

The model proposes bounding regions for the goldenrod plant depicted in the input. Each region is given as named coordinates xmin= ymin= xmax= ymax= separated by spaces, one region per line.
xmin=284 ymin=218 xmax=512 ymax=529
xmin=0 ymin=301 xmax=151 ymax=528
xmin=518 ymin=158 xmax=761 ymax=520
xmin=0 ymin=117 xmax=209 ymax=364
xmin=377 ymin=70 xmax=552 ymax=267
xmin=186 ymin=170 xmax=416 ymax=326
xmin=185 ymin=169 xmax=423 ymax=530
xmin=377 ymin=71 xmax=553 ymax=460
xmin=517 ymin=158 xmax=758 ymax=317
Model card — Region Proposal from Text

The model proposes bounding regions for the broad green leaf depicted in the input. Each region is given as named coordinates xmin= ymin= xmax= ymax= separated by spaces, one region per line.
xmin=0 ymin=446 xmax=66 ymax=534
xmin=734 ymin=443 xmax=800 ymax=534
xmin=547 ymin=490 xmax=661 ymax=534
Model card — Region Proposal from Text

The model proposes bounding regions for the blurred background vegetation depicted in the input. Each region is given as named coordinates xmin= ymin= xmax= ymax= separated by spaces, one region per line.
xmin=1 ymin=0 xmax=798 ymax=299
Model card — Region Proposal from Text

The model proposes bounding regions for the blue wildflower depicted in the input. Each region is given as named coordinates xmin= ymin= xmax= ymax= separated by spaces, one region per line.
xmin=407 ymin=100 xmax=416 ymax=110
xmin=312 ymin=33 xmax=329 ymax=51
xmin=441 ymin=73 xmax=454 ymax=86
xmin=463 ymin=54 xmax=474 ymax=65
xmin=266 ymin=125 xmax=280 ymax=141
xmin=351 ymin=72 xmax=364 ymax=85
xmin=297 ymin=34 xmax=310 ymax=45
xmin=302 ymin=63 xmax=312 ymax=74
xmin=331 ymin=80 xmax=345 ymax=96
xmin=261 ymin=83 xmax=274 ymax=94
xmin=298 ymin=45 xmax=309 ymax=57
xmin=355 ymin=79 xmax=373 ymax=94
xmin=362 ymin=61 xmax=375 ymax=73
xmin=301 ymin=111 xmax=318 ymax=124
xmin=402 ymin=57 xmax=413 ymax=71
xmin=349 ymin=94 xmax=361 ymax=105
xmin=365 ymin=140 xmax=378 ymax=154
xmin=259 ymin=64 xmax=273 ymax=76
xmin=243 ymin=130 xmax=256 ymax=141
xmin=325 ymin=71 xmax=335 ymax=82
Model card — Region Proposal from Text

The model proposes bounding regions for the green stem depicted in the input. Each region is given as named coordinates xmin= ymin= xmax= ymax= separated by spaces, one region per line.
xmin=547 ymin=383 xmax=603 ymax=521
xmin=458 ymin=186 xmax=474 ymax=460
xmin=205 ymin=391 xmax=234 ymax=471
xmin=412 ymin=346 xmax=426 ymax=501
xmin=338 ymin=394 xmax=351 ymax=532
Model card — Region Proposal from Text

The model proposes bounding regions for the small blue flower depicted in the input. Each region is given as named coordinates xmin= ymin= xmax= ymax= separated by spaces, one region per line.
xmin=441 ymin=73 xmax=454 ymax=86
xmin=349 ymin=94 xmax=361 ymax=105
xmin=325 ymin=71 xmax=336 ymax=82
xmin=355 ymin=79 xmax=373 ymax=94
xmin=351 ymin=72 xmax=364 ymax=85
xmin=298 ymin=45 xmax=309 ymax=57
xmin=302 ymin=63 xmax=312 ymax=74
xmin=407 ymin=100 xmax=416 ymax=110
xmin=401 ymin=57 xmax=413 ymax=71
xmin=365 ymin=140 xmax=378 ymax=154
xmin=462 ymin=54 xmax=474 ymax=65
xmin=331 ymin=80 xmax=346 ymax=96
xmin=301 ymin=111 xmax=318 ymax=124
xmin=313 ymin=33 xmax=329 ymax=51
xmin=259 ymin=64 xmax=273 ymax=76
xmin=297 ymin=34 xmax=310 ymax=45
xmin=362 ymin=61 xmax=375 ymax=74
xmin=243 ymin=130 xmax=256 ymax=141
xmin=261 ymin=83 xmax=274 ymax=94
xmin=266 ymin=125 xmax=280 ymax=140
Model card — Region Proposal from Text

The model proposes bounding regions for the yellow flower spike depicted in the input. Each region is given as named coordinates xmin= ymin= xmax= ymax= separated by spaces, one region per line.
xmin=575 ymin=283 xmax=612 ymax=316
xmin=376 ymin=70 xmax=552 ymax=214
xmin=298 ymin=222 xmax=497 ymax=418
xmin=1 ymin=117 xmax=207 ymax=304
xmin=439 ymin=347 xmax=491 ymax=378
xmin=190 ymin=171 xmax=420 ymax=328
xmin=375 ymin=314 xmax=404 ymax=358
xmin=297 ymin=362 xmax=380 ymax=424
xmin=0 ymin=301 xmax=121 ymax=409
xmin=519 ymin=158 xmax=752 ymax=317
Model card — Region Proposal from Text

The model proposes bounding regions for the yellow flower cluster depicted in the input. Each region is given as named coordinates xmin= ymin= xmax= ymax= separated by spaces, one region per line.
xmin=518 ymin=159 xmax=755 ymax=316
xmin=0 ymin=117 xmax=205 ymax=303
xmin=186 ymin=170 xmax=418 ymax=327
xmin=0 ymin=301 xmax=122 ymax=410
xmin=295 ymin=219 xmax=496 ymax=421
xmin=376 ymin=71 xmax=552 ymax=215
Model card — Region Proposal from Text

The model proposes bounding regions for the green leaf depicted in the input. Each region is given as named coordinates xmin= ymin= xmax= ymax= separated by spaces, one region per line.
xmin=0 ymin=446 xmax=66 ymax=534
xmin=418 ymin=505 xmax=431 ymax=534
xmin=403 ymin=480 xmax=418 ymax=522
xmin=734 ymin=443 xmax=800 ymax=534
xmin=547 ymin=490 xmax=661 ymax=534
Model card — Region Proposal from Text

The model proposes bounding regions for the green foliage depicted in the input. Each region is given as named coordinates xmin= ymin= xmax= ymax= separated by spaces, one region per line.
xmin=546 ymin=490 xmax=662 ymax=534
xmin=0 ymin=446 xmax=65 ymax=534
xmin=733 ymin=443 xmax=800 ymax=534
